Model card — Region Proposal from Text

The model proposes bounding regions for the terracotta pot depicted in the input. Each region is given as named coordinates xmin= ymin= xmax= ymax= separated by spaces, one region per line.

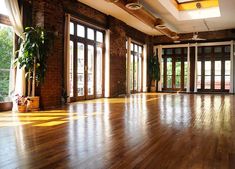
xmin=18 ymin=105 xmax=27 ymax=113
xmin=28 ymin=96 xmax=40 ymax=111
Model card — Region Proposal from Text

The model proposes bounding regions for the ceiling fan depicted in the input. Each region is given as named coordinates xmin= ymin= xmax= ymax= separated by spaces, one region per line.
xmin=184 ymin=32 xmax=206 ymax=41
xmin=174 ymin=32 xmax=206 ymax=43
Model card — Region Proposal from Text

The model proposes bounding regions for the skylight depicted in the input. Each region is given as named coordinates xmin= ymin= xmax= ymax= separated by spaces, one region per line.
xmin=176 ymin=0 xmax=198 ymax=4
xmin=159 ymin=0 xmax=221 ymax=20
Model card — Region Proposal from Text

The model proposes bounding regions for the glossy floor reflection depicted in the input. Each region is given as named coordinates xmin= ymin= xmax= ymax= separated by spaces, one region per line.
xmin=0 ymin=93 xmax=235 ymax=169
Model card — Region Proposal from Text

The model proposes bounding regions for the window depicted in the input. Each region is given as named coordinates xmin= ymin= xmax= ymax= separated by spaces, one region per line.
xmin=162 ymin=48 xmax=188 ymax=91
xmin=197 ymin=45 xmax=230 ymax=92
xmin=69 ymin=20 xmax=105 ymax=101
xmin=129 ymin=42 xmax=143 ymax=93
xmin=0 ymin=2 xmax=13 ymax=103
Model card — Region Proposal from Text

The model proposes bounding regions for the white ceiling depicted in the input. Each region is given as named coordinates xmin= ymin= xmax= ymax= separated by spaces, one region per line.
xmin=79 ymin=0 xmax=235 ymax=35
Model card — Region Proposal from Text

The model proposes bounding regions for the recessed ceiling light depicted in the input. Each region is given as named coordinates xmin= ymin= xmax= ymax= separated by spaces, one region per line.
xmin=125 ymin=0 xmax=142 ymax=10
xmin=155 ymin=24 xmax=166 ymax=29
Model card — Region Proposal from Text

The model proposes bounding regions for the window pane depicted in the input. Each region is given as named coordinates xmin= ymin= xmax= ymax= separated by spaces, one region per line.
xmin=225 ymin=76 xmax=230 ymax=90
xmin=214 ymin=61 xmax=221 ymax=76
xmin=204 ymin=47 xmax=211 ymax=53
xmin=96 ymin=31 xmax=103 ymax=43
xmin=205 ymin=61 xmax=211 ymax=75
xmin=225 ymin=46 xmax=230 ymax=53
xmin=184 ymin=62 xmax=188 ymax=89
xmin=138 ymin=46 xmax=142 ymax=53
xmin=88 ymin=45 xmax=94 ymax=95
xmin=134 ymin=55 xmax=138 ymax=91
xmin=214 ymin=76 xmax=221 ymax=89
xmin=138 ymin=55 xmax=142 ymax=92
xmin=70 ymin=22 xmax=74 ymax=35
xmin=167 ymin=58 xmax=172 ymax=76
xmin=175 ymin=62 xmax=181 ymax=88
xmin=167 ymin=76 xmax=172 ymax=88
xmin=131 ymin=43 xmax=134 ymax=51
xmin=175 ymin=75 xmax=180 ymax=88
xmin=214 ymin=47 xmax=222 ymax=53
xmin=0 ymin=25 xmax=13 ymax=102
xmin=197 ymin=61 xmax=201 ymax=76
xmin=130 ymin=54 xmax=133 ymax=90
xmin=96 ymin=47 xmax=103 ymax=95
xmin=87 ymin=28 xmax=94 ymax=40
xmin=225 ymin=61 xmax=230 ymax=75
xmin=205 ymin=76 xmax=211 ymax=89
xmin=77 ymin=43 xmax=85 ymax=96
xmin=175 ymin=62 xmax=181 ymax=76
xmin=77 ymin=24 xmax=85 ymax=37
xmin=166 ymin=49 xmax=172 ymax=55
xmin=134 ymin=45 xmax=138 ymax=52
xmin=69 ymin=41 xmax=74 ymax=97
xmin=225 ymin=61 xmax=230 ymax=90
xmin=197 ymin=76 xmax=201 ymax=89
xmin=175 ymin=48 xmax=181 ymax=54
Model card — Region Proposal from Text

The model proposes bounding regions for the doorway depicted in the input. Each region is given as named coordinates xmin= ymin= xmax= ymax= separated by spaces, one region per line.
xmin=130 ymin=42 xmax=143 ymax=93
xmin=162 ymin=48 xmax=188 ymax=91
xmin=69 ymin=20 xmax=105 ymax=101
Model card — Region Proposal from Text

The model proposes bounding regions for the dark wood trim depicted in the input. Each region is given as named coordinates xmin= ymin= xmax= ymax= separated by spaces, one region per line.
xmin=69 ymin=18 xmax=105 ymax=102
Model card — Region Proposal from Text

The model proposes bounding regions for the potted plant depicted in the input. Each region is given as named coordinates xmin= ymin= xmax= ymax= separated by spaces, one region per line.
xmin=16 ymin=26 xmax=52 ymax=111
xmin=148 ymin=53 xmax=160 ymax=92
xmin=15 ymin=94 xmax=30 ymax=113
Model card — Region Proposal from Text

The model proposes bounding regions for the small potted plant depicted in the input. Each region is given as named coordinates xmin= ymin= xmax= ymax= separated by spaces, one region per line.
xmin=15 ymin=94 xmax=30 ymax=113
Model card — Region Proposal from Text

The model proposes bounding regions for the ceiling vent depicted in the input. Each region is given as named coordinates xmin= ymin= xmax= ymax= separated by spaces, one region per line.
xmin=125 ymin=0 xmax=142 ymax=10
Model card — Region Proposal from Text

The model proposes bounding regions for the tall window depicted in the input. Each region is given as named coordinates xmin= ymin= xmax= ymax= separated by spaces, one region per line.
xmin=197 ymin=46 xmax=230 ymax=92
xmin=129 ymin=42 xmax=143 ymax=93
xmin=162 ymin=48 xmax=187 ymax=91
xmin=69 ymin=19 xmax=105 ymax=101
xmin=0 ymin=1 xmax=13 ymax=102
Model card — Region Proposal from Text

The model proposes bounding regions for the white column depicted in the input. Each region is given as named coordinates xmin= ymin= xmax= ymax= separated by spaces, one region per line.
xmin=158 ymin=45 xmax=162 ymax=91
xmin=194 ymin=43 xmax=198 ymax=92
xmin=143 ymin=44 xmax=147 ymax=92
xmin=126 ymin=38 xmax=131 ymax=95
xmin=230 ymin=40 xmax=234 ymax=93
xmin=105 ymin=30 xmax=110 ymax=97
xmin=187 ymin=44 xmax=190 ymax=92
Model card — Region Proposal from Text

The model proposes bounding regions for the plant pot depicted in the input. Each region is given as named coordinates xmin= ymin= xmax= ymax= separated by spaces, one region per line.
xmin=28 ymin=96 xmax=40 ymax=111
xmin=18 ymin=105 xmax=27 ymax=113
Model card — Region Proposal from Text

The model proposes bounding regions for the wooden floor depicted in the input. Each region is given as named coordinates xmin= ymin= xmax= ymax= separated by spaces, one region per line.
xmin=0 ymin=93 xmax=235 ymax=169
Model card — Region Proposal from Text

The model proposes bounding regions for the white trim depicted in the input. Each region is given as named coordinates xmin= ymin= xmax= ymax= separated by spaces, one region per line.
xmin=230 ymin=40 xmax=234 ymax=93
xmin=126 ymin=38 xmax=131 ymax=95
xmin=194 ymin=43 xmax=198 ymax=92
xmin=187 ymin=44 xmax=190 ymax=92
xmin=143 ymin=44 xmax=147 ymax=92
xmin=105 ymin=30 xmax=110 ymax=98
xmin=156 ymin=41 xmax=232 ymax=49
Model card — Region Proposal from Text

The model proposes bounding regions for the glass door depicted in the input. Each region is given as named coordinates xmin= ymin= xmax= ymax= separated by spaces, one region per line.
xmin=69 ymin=20 xmax=105 ymax=101
xmin=130 ymin=43 xmax=143 ymax=93
xmin=197 ymin=46 xmax=230 ymax=92
xmin=162 ymin=48 xmax=187 ymax=91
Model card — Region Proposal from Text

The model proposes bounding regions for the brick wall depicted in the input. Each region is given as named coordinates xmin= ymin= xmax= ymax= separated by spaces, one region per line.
xmin=32 ymin=0 xmax=64 ymax=109
xmin=31 ymin=0 xmax=150 ymax=108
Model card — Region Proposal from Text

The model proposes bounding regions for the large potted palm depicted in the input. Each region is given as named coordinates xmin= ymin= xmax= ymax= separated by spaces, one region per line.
xmin=148 ymin=53 xmax=160 ymax=92
xmin=16 ymin=26 xmax=51 ymax=111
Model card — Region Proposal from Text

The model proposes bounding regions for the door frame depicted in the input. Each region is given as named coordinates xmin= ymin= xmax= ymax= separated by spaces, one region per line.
xmin=69 ymin=18 xmax=105 ymax=102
